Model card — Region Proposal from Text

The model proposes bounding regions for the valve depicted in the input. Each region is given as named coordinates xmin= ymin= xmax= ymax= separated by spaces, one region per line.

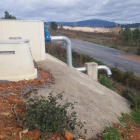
xmin=45 ymin=27 xmax=51 ymax=42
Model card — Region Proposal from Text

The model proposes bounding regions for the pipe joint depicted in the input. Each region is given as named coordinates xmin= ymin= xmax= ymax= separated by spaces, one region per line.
xmin=98 ymin=65 xmax=112 ymax=77
xmin=44 ymin=26 xmax=112 ymax=78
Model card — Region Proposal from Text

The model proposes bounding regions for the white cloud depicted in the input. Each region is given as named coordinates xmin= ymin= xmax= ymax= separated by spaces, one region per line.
xmin=0 ymin=0 xmax=140 ymax=23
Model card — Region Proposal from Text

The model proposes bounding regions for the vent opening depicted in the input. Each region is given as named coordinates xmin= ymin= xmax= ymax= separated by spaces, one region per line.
xmin=0 ymin=51 xmax=15 ymax=54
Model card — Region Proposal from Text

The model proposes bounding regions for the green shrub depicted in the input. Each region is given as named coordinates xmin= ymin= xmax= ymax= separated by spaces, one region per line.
xmin=20 ymin=92 xmax=85 ymax=138
xmin=122 ymin=89 xmax=133 ymax=100
xmin=136 ymin=48 xmax=140 ymax=55
xmin=99 ymin=75 xmax=114 ymax=89
xmin=110 ymin=46 xmax=119 ymax=50
xmin=124 ymin=69 xmax=134 ymax=79
xmin=123 ymin=27 xmax=133 ymax=46
xmin=122 ymin=89 xmax=140 ymax=111
xmin=125 ymin=49 xmax=130 ymax=53
xmin=95 ymin=60 xmax=104 ymax=65
xmin=60 ymin=25 xmax=63 ymax=30
xmin=132 ymin=28 xmax=140 ymax=47
xmin=131 ymin=111 xmax=140 ymax=125
xmin=102 ymin=127 xmax=121 ymax=140
xmin=50 ymin=21 xmax=58 ymax=31
xmin=120 ymin=112 xmax=140 ymax=126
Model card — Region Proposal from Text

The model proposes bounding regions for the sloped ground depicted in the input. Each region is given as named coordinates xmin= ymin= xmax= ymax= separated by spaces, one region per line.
xmin=36 ymin=57 xmax=131 ymax=139
xmin=0 ymin=67 xmax=53 ymax=139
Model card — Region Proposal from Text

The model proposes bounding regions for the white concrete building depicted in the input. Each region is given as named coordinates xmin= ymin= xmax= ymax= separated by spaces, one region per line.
xmin=0 ymin=20 xmax=46 ymax=61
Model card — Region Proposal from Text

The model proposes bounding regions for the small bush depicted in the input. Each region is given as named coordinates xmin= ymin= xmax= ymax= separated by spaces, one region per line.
xmin=20 ymin=92 xmax=84 ymax=138
xmin=95 ymin=60 xmax=104 ymax=65
xmin=59 ymin=25 xmax=63 ymax=30
xmin=122 ymin=89 xmax=140 ymax=111
xmin=136 ymin=48 xmax=140 ymax=55
xmin=110 ymin=46 xmax=119 ymax=50
xmin=50 ymin=21 xmax=58 ymax=31
xmin=120 ymin=112 xmax=140 ymax=126
xmin=124 ymin=69 xmax=134 ymax=79
xmin=102 ymin=127 xmax=121 ymax=140
xmin=99 ymin=75 xmax=114 ymax=89
xmin=123 ymin=27 xmax=133 ymax=46
xmin=125 ymin=49 xmax=130 ymax=53
xmin=131 ymin=111 xmax=140 ymax=125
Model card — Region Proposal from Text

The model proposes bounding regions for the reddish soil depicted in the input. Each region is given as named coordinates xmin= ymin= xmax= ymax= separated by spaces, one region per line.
xmin=0 ymin=65 xmax=139 ymax=139
xmin=116 ymin=121 xmax=140 ymax=140
xmin=96 ymin=123 xmax=140 ymax=140
xmin=0 ymin=66 xmax=68 ymax=140
xmin=118 ymin=55 xmax=140 ymax=62
xmin=128 ymin=125 xmax=140 ymax=140
xmin=0 ymin=67 xmax=53 ymax=95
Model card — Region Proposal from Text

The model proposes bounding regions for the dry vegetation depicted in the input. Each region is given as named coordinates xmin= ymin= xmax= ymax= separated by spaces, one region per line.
xmin=60 ymin=26 xmax=116 ymax=33
xmin=47 ymin=27 xmax=140 ymax=140
xmin=49 ymin=26 xmax=140 ymax=54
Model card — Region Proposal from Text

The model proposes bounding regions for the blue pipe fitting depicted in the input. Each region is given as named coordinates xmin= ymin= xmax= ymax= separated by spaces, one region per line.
xmin=45 ymin=27 xmax=51 ymax=42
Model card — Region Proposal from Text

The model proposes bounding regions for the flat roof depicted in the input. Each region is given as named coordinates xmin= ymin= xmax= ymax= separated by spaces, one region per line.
xmin=0 ymin=19 xmax=44 ymax=22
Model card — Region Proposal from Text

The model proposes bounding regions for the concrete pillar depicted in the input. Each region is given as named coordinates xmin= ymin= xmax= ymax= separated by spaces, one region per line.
xmin=85 ymin=62 xmax=98 ymax=81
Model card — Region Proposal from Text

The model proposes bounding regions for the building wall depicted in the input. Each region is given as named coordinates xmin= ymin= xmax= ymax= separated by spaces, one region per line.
xmin=0 ymin=20 xmax=45 ymax=61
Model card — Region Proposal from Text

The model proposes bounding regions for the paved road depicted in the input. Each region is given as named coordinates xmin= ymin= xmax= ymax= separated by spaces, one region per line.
xmin=70 ymin=39 xmax=140 ymax=77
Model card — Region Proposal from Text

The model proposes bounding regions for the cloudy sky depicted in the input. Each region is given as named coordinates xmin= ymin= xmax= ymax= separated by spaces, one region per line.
xmin=0 ymin=0 xmax=140 ymax=23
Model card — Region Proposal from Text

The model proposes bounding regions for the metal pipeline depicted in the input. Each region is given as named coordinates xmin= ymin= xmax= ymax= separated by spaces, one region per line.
xmin=50 ymin=36 xmax=73 ymax=67
xmin=75 ymin=67 xmax=87 ymax=72
xmin=50 ymin=36 xmax=112 ymax=77
xmin=98 ymin=65 xmax=112 ymax=77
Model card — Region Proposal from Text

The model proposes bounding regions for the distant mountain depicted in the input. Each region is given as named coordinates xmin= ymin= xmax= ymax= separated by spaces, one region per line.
xmin=45 ymin=19 xmax=116 ymax=27
xmin=121 ymin=23 xmax=140 ymax=28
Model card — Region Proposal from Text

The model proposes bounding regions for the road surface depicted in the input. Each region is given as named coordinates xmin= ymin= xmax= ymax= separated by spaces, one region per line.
xmin=70 ymin=39 xmax=140 ymax=77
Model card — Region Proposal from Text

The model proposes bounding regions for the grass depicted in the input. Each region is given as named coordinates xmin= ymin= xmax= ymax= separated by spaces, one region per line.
xmin=101 ymin=127 xmax=121 ymax=140
xmin=47 ymin=42 xmax=140 ymax=91
xmin=101 ymin=111 xmax=140 ymax=140
xmin=54 ymin=28 xmax=140 ymax=54
xmin=50 ymin=52 xmax=140 ymax=139
xmin=110 ymin=45 xmax=119 ymax=50
xmin=122 ymin=89 xmax=140 ymax=112
xmin=120 ymin=112 xmax=140 ymax=126
xmin=136 ymin=48 xmax=140 ymax=55
xmin=131 ymin=111 xmax=140 ymax=125
xmin=125 ymin=49 xmax=130 ymax=53
xmin=99 ymin=75 xmax=115 ymax=89
xmin=95 ymin=60 xmax=104 ymax=65
xmin=46 ymin=34 xmax=140 ymax=140
xmin=101 ymin=88 xmax=140 ymax=140
xmin=124 ymin=69 xmax=134 ymax=79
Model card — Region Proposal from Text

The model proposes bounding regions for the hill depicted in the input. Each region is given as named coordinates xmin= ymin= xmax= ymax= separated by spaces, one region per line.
xmin=121 ymin=23 xmax=140 ymax=28
xmin=45 ymin=19 xmax=116 ymax=27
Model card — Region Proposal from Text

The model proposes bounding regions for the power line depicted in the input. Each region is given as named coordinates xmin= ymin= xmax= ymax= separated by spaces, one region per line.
xmin=74 ymin=0 xmax=88 ymax=8
xmin=19 ymin=0 xmax=79 ymax=21
xmin=28 ymin=0 xmax=70 ymax=15
xmin=50 ymin=0 xmax=71 ymax=10
xmin=21 ymin=0 xmax=70 ymax=20
xmin=29 ymin=0 xmax=71 ymax=11
xmin=28 ymin=0 xmax=53 ymax=11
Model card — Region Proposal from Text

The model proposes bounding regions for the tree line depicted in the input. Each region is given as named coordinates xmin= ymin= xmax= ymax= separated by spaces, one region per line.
xmin=120 ymin=27 xmax=140 ymax=47
xmin=1 ymin=11 xmax=16 ymax=19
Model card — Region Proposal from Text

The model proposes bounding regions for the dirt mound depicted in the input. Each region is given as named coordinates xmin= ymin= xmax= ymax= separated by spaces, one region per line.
xmin=36 ymin=59 xmax=131 ymax=139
